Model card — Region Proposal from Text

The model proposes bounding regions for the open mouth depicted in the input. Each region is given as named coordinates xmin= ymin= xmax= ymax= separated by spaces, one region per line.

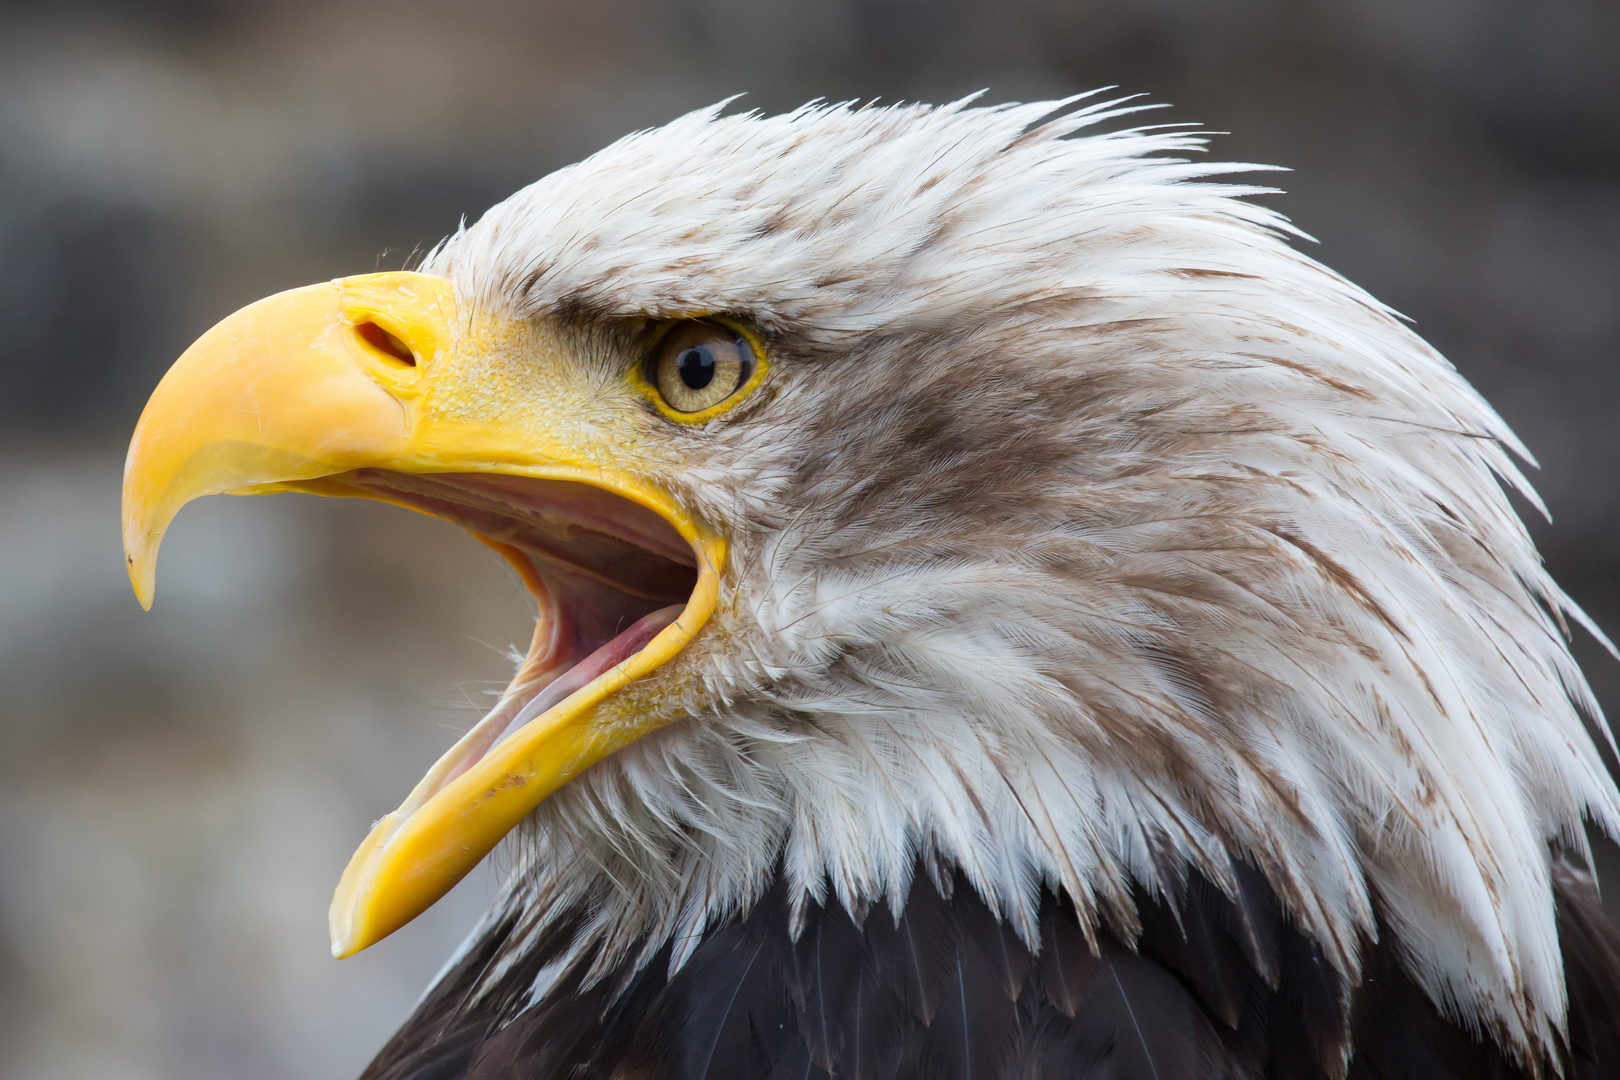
xmin=337 ymin=469 xmax=702 ymax=824
xmin=118 ymin=270 xmax=733 ymax=954
xmin=116 ymin=270 xmax=734 ymax=954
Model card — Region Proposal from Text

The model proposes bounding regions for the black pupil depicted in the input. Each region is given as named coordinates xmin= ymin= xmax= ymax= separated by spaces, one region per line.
xmin=677 ymin=345 xmax=715 ymax=390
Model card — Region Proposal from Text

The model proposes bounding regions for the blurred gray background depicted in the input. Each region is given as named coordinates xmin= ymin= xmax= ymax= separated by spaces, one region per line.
xmin=0 ymin=1 xmax=1616 ymax=1077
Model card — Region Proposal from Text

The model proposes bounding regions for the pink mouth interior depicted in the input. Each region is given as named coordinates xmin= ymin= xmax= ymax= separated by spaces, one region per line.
xmin=343 ymin=471 xmax=699 ymax=811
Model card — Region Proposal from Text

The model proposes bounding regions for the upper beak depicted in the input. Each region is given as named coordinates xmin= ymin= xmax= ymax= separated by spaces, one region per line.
xmin=123 ymin=273 xmax=436 ymax=608
xmin=123 ymin=272 xmax=723 ymax=957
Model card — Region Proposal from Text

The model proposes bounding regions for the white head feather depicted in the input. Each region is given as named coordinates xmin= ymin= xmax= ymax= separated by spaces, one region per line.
xmin=422 ymin=97 xmax=1620 ymax=1064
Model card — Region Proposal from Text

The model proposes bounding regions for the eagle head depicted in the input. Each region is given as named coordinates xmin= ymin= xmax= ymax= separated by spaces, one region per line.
xmin=122 ymin=98 xmax=1620 ymax=1076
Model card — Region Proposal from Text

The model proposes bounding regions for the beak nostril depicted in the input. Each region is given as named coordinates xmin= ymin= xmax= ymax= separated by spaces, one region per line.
xmin=356 ymin=321 xmax=417 ymax=367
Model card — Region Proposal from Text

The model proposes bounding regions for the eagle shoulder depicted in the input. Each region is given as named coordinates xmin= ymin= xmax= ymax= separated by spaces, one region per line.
xmin=360 ymin=855 xmax=1619 ymax=1080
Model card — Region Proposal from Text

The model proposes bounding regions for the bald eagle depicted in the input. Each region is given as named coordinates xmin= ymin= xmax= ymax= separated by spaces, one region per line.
xmin=123 ymin=97 xmax=1620 ymax=1079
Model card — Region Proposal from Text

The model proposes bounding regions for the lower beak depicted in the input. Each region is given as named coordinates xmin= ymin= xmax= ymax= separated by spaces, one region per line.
xmin=122 ymin=272 xmax=723 ymax=957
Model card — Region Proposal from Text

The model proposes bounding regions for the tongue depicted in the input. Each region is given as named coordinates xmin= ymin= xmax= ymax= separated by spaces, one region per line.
xmin=494 ymin=603 xmax=684 ymax=749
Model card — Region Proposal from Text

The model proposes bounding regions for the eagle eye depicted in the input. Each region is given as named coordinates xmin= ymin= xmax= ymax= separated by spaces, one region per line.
xmin=648 ymin=321 xmax=756 ymax=416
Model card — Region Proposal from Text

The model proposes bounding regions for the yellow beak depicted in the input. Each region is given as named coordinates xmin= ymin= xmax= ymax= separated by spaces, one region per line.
xmin=122 ymin=272 xmax=723 ymax=957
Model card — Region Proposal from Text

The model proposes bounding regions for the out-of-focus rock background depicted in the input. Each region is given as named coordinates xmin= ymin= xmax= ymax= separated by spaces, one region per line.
xmin=0 ymin=1 xmax=1615 ymax=1077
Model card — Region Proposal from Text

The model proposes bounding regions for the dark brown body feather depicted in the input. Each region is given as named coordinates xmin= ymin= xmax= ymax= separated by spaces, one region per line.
xmin=362 ymin=856 xmax=1620 ymax=1080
